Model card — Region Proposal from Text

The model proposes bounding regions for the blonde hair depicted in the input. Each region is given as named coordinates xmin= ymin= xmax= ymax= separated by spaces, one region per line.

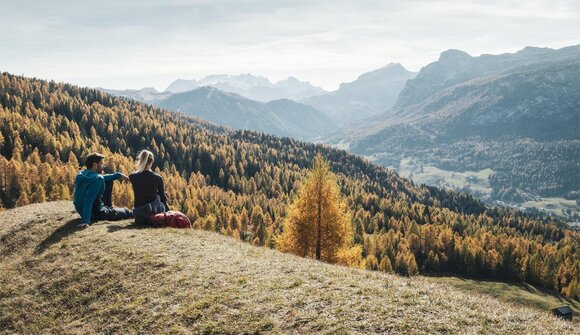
xmin=135 ymin=150 xmax=154 ymax=173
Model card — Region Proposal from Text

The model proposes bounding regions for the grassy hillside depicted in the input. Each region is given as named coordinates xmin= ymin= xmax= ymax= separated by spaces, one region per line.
xmin=0 ymin=202 xmax=576 ymax=334
xmin=424 ymin=276 xmax=579 ymax=322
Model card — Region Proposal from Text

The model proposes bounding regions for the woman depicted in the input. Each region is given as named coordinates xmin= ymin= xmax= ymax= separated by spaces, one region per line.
xmin=130 ymin=150 xmax=169 ymax=224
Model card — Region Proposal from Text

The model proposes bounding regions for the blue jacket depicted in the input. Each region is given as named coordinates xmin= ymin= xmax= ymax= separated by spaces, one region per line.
xmin=73 ymin=170 xmax=122 ymax=224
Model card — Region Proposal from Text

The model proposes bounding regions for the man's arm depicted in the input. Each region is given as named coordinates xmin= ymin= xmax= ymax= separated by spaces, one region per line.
xmin=103 ymin=172 xmax=129 ymax=182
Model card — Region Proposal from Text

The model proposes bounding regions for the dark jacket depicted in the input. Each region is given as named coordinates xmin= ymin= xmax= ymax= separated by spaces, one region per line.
xmin=129 ymin=169 xmax=168 ymax=210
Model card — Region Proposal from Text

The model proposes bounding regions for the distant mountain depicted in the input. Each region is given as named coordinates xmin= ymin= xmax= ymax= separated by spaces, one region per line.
xmin=393 ymin=45 xmax=580 ymax=110
xmin=335 ymin=59 xmax=580 ymax=146
xmin=165 ymin=74 xmax=326 ymax=102
xmin=370 ymin=61 xmax=579 ymax=141
xmin=97 ymin=87 xmax=172 ymax=103
xmin=164 ymin=79 xmax=200 ymax=93
xmin=303 ymin=63 xmax=416 ymax=126
xmin=325 ymin=45 xmax=580 ymax=203
xmin=157 ymin=86 xmax=337 ymax=140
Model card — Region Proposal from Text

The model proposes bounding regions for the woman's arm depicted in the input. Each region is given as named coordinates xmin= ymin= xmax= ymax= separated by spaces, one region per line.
xmin=158 ymin=176 xmax=169 ymax=211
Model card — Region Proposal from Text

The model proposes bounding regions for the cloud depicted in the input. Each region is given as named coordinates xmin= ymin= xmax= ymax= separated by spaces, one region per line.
xmin=1 ymin=0 xmax=579 ymax=90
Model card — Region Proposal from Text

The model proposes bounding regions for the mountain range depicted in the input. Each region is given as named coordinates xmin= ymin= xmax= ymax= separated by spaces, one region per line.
xmin=99 ymin=83 xmax=336 ymax=141
xmin=394 ymin=46 xmax=580 ymax=110
xmin=325 ymin=45 xmax=580 ymax=205
xmin=303 ymin=63 xmax=416 ymax=126
xmin=99 ymin=45 xmax=579 ymax=210
xmin=166 ymin=74 xmax=327 ymax=102
xmin=98 ymin=86 xmax=172 ymax=103
xmin=157 ymin=86 xmax=337 ymax=140
xmin=100 ymin=64 xmax=418 ymax=138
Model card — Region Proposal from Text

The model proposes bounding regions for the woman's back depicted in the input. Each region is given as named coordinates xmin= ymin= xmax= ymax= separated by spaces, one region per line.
xmin=129 ymin=170 xmax=167 ymax=208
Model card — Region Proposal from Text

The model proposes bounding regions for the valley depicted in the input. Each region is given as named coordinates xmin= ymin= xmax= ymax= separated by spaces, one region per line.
xmin=392 ymin=157 xmax=579 ymax=219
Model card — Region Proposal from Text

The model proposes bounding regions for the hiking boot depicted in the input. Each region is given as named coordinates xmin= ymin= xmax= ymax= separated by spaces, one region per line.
xmin=78 ymin=223 xmax=89 ymax=229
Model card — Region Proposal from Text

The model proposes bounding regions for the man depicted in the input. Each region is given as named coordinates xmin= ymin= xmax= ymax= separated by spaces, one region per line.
xmin=73 ymin=152 xmax=133 ymax=228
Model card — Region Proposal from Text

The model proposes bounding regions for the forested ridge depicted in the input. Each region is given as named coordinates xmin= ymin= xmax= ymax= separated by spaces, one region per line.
xmin=0 ymin=72 xmax=578 ymax=299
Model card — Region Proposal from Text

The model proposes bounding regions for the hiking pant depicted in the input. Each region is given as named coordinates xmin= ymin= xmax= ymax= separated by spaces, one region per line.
xmin=91 ymin=180 xmax=133 ymax=221
xmin=133 ymin=195 xmax=166 ymax=225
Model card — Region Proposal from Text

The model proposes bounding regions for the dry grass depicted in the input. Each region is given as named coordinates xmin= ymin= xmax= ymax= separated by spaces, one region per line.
xmin=0 ymin=202 xmax=577 ymax=334
xmin=423 ymin=276 xmax=579 ymax=321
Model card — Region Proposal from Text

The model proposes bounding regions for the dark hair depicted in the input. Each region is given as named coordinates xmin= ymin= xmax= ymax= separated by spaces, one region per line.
xmin=85 ymin=152 xmax=105 ymax=169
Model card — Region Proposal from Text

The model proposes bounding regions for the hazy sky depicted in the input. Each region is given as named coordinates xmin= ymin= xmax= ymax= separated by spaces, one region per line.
xmin=1 ymin=0 xmax=579 ymax=91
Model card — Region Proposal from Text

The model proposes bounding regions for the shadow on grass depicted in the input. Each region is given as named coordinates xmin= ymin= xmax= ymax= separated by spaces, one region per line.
xmin=521 ymin=283 xmax=534 ymax=294
xmin=35 ymin=218 xmax=82 ymax=254
xmin=425 ymin=273 xmax=580 ymax=312
xmin=107 ymin=223 xmax=151 ymax=233
xmin=34 ymin=219 xmax=152 ymax=254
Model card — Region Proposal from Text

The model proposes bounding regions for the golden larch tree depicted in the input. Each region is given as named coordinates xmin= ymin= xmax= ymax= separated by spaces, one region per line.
xmin=277 ymin=154 xmax=352 ymax=263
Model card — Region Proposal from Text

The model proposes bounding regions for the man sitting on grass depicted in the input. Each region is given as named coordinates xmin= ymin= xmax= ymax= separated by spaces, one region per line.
xmin=73 ymin=152 xmax=133 ymax=228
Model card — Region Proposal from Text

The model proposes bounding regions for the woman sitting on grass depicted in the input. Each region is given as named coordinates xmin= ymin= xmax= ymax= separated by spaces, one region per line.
xmin=130 ymin=150 xmax=169 ymax=224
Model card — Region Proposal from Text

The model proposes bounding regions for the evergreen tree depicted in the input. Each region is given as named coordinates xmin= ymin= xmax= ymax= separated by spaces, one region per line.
xmin=251 ymin=205 xmax=266 ymax=245
xmin=365 ymin=254 xmax=379 ymax=270
xmin=277 ymin=154 xmax=351 ymax=263
xmin=16 ymin=186 xmax=29 ymax=207
xmin=379 ymin=256 xmax=393 ymax=273
xmin=30 ymin=184 xmax=47 ymax=204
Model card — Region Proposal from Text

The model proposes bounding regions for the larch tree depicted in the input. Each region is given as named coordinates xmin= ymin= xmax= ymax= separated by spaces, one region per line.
xmin=277 ymin=154 xmax=352 ymax=263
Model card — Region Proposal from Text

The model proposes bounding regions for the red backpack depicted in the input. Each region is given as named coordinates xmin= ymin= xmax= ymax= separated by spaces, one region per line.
xmin=147 ymin=211 xmax=192 ymax=228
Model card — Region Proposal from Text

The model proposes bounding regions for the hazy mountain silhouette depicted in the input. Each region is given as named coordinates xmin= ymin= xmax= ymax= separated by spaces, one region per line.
xmin=166 ymin=74 xmax=326 ymax=102
xmin=303 ymin=63 xmax=416 ymax=126
xmin=158 ymin=86 xmax=337 ymax=140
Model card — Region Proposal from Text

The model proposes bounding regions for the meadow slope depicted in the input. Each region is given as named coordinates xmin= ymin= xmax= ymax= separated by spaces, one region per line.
xmin=0 ymin=202 xmax=576 ymax=334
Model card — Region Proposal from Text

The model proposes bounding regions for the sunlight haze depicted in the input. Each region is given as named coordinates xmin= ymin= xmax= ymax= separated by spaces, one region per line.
xmin=1 ymin=0 xmax=579 ymax=91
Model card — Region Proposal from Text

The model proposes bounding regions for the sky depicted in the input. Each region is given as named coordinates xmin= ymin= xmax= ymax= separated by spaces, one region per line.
xmin=1 ymin=0 xmax=579 ymax=91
